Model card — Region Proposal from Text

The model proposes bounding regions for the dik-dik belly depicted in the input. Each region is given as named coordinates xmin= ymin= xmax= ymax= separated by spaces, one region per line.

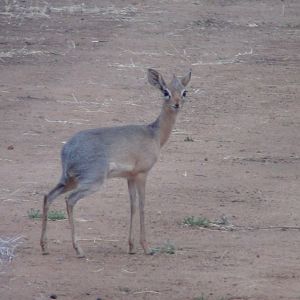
xmin=107 ymin=151 xmax=159 ymax=178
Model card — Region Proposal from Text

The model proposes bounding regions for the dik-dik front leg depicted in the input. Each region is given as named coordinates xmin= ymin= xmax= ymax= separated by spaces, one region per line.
xmin=127 ymin=178 xmax=137 ymax=254
xmin=135 ymin=172 xmax=152 ymax=255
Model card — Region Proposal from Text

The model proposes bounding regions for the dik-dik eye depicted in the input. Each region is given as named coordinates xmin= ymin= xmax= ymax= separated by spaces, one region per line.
xmin=163 ymin=89 xmax=171 ymax=100
xmin=182 ymin=90 xmax=187 ymax=97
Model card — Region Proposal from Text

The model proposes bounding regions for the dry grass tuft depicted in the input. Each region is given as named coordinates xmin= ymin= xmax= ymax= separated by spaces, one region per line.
xmin=0 ymin=235 xmax=24 ymax=265
xmin=1 ymin=2 xmax=138 ymax=20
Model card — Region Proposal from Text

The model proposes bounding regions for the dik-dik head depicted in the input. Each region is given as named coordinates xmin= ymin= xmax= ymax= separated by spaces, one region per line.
xmin=148 ymin=68 xmax=192 ymax=112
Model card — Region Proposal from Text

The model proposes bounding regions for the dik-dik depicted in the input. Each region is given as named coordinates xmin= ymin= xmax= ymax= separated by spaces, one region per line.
xmin=40 ymin=68 xmax=192 ymax=257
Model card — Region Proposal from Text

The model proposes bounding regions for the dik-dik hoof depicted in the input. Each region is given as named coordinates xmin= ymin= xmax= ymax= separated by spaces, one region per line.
xmin=128 ymin=241 xmax=136 ymax=254
xmin=40 ymin=242 xmax=49 ymax=255
xmin=75 ymin=246 xmax=85 ymax=258
xmin=145 ymin=248 xmax=155 ymax=255
xmin=141 ymin=241 xmax=154 ymax=255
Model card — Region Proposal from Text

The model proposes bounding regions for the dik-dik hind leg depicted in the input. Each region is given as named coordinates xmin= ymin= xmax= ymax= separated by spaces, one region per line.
xmin=40 ymin=183 xmax=66 ymax=255
xmin=40 ymin=195 xmax=50 ymax=255
xmin=135 ymin=173 xmax=152 ymax=255
xmin=65 ymin=181 xmax=103 ymax=258
xmin=127 ymin=178 xmax=137 ymax=254
xmin=65 ymin=197 xmax=85 ymax=258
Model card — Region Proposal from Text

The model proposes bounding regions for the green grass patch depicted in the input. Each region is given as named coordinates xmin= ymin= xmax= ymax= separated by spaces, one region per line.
xmin=183 ymin=216 xmax=211 ymax=228
xmin=27 ymin=208 xmax=41 ymax=220
xmin=27 ymin=208 xmax=66 ymax=221
xmin=150 ymin=240 xmax=176 ymax=255
xmin=193 ymin=296 xmax=206 ymax=300
xmin=184 ymin=136 xmax=194 ymax=142
xmin=47 ymin=209 xmax=66 ymax=221
xmin=193 ymin=295 xmax=228 ymax=300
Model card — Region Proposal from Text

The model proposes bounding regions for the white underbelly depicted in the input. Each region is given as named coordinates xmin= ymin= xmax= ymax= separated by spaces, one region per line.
xmin=107 ymin=162 xmax=135 ymax=178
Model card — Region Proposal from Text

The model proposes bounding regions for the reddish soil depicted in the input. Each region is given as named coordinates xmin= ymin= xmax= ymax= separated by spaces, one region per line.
xmin=0 ymin=1 xmax=300 ymax=299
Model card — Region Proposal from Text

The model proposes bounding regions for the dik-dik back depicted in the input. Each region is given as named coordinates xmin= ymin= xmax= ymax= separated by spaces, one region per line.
xmin=61 ymin=124 xmax=160 ymax=183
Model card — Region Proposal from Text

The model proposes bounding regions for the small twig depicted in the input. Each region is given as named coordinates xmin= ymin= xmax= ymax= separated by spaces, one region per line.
xmin=71 ymin=93 xmax=79 ymax=103
xmin=10 ymin=188 xmax=21 ymax=196
xmin=236 ymin=225 xmax=300 ymax=231
xmin=76 ymin=218 xmax=93 ymax=222
xmin=2 ymin=199 xmax=17 ymax=202
xmin=70 ymin=40 xmax=76 ymax=49
xmin=78 ymin=238 xmax=119 ymax=242
xmin=164 ymin=51 xmax=175 ymax=56
xmin=172 ymin=130 xmax=192 ymax=135
xmin=192 ymin=59 xmax=235 ymax=66
xmin=124 ymin=101 xmax=142 ymax=107
xmin=56 ymin=100 xmax=79 ymax=104
xmin=133 ymin=290 xmax=160 ymax=295
xmin=196 ymin=224 xmax=300 ymax=232
xmin=197 ymin=225 xmax=235 ymax=232
xmin=92 ymin=268 xmax=104 ymax=273
xmin=44 ymin=118 xmax=89 ymax=125
xmin=121 ymin=49 xmax=161 ymax=57
xmin=235 ymin=48 xmax=253 ymax=58
xmin=45 ymin=118 xmax=68 ymax=124
xmin=221 ymin=250 xmax=229 ymax=260
xmin=192 ymin=48 xmax=253 ymax=66
xmin=23 ymin=132 xmax=40 ymax=136
xmin=76 ymin=107 xmax=110 ymax=113
xmin=167 ymin=40 xmax=191 ymax=64
xmin=122 ymin=269 xmax=136 ymax=274
xmin=0 ymin=158 xmax=13 ymax=162
xmin=108 ymin=60 xmax=143 ymax=70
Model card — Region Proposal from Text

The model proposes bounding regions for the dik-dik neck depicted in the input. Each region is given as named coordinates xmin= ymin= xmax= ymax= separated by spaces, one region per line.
xmin=150 ymin=104 xmax=178 ymax=148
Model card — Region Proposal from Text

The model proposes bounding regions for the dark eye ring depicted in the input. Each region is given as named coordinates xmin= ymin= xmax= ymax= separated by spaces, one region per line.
xmin=182 ymin=90 xmax=187 ymax=97
xmin=163 ymin=90 xmax=170 ymax=99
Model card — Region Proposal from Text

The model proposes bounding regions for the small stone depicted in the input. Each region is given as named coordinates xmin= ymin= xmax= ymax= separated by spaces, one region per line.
xmin=7 ymin=145 xmax=14 ymax=150
xmin=49 ymin=294 xmax=57 ymax=299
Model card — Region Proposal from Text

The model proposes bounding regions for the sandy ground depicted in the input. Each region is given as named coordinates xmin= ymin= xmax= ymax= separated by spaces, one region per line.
xmin=0 ymin=0 xmax=300 ymax=299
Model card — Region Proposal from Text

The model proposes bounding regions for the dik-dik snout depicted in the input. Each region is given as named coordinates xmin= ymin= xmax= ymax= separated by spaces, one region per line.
xmin=163 ymin=89 xmax=188 ymax=111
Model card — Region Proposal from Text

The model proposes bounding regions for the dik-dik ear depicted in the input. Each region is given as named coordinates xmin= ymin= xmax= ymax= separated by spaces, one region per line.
xmin=181 ymin=69 xmax=192 ymax=87
xmin=147 ymin=69 xmax=167 ymax=91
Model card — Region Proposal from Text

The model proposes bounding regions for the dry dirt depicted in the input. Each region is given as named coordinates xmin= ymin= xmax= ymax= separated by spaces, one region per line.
xmin=0 ymin=1 xmax=300 ymax=299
